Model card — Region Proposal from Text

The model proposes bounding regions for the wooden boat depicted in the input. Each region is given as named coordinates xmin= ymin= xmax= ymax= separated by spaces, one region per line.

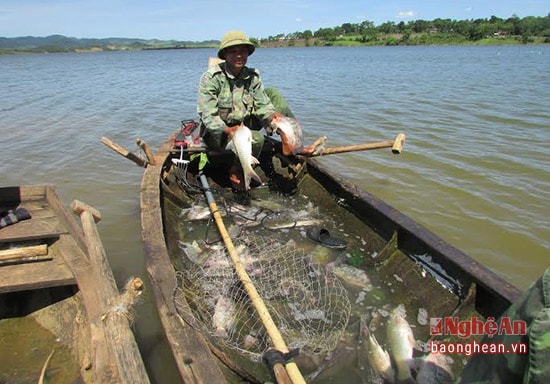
xmin=140 ymin=129 xmax=522 ymax=384
xmin=0 ymin=185 xmax=150 ymax=384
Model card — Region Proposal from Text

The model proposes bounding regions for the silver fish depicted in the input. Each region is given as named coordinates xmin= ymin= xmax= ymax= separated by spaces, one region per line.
xmin=416 ymin=352 xmax=454 ymax=384
xmin=362 ymin=324 xmax=395 ymax=383
xmin=270 ymin=115 xmax=304 ymax=156
xmin=327 ymin=262 xmax=373 ymax=291
xmin=386 ymin=304 xmax=416 ymax=383
xmin=226 ymin=124 xmax=262 ymax=190
xmin=212 ymin=295 xmax=236 ymax=338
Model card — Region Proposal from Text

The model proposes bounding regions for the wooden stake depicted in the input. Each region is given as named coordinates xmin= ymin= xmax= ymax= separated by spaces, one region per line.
xmin=100 ymin=137 xmax=147 ymax=167
xmin=136 ymin=138 xmax=156 ymax=166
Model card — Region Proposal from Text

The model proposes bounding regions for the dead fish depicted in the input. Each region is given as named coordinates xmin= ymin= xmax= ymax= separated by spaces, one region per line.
xmin=212 ymin=295 xmax=236 ymax=338
xmin=241 ymin=333 xmax=259 ymax=350
xmin=177 ymin=240 xmax=203 ymax=263
xmin=270 ymin=115 xmax=304 ymax=155
xmin=416 ymin=352 xmax=454 ymax=384
xmin=362 ymin=325 xmax=395 ymax=383
xmin=386 ymin=304 xmax=416 ymax=383
xmin=327 ymin=262 xmax=373 ymax=291
xmin=181 ymin=204 xmax=207 ymax=220
xmin=226 ymin=124 xmax=262 ymax=190
xmin=266 ymin=218 xmax=324 ymax=230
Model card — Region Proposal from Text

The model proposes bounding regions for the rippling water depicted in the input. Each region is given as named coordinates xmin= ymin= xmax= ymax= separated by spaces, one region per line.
xmin=1 ymin=45 xmax=548 ymax=382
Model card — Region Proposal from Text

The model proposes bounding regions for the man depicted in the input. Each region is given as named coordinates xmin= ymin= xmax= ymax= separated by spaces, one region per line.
xmin=197 ymin=30 xmax=292 ymax=191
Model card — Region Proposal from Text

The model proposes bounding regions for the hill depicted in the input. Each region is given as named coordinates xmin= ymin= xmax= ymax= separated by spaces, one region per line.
xmin=0 ymin=35 xmax=218 ymax=53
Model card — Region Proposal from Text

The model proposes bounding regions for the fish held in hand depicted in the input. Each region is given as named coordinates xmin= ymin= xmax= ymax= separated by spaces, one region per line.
xmin=226 ymin=124 xmax=262 ymax=190
xmin=270 ymin=115 xmax=305 ymax=156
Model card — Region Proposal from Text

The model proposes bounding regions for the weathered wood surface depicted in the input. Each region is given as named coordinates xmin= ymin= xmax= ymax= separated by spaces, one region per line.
xmin=0 ymin=243 xmax=48 ymax=260
xmin=140 ymin=137 xmax=229 ymax=384
xmin=0 ymin=186 xmax=150 ymax=383
xmin=0 ymin=254 xmax=74 ymax=293
xmin=71 ymin=199 xmax=151 ymax=384
xmin=0 ymin=216 xmax=66 ymax=243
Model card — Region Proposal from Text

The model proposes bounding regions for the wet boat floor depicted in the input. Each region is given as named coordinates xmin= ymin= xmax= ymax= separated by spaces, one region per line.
xmin=162 ymin=168 xmax=483 ymax=383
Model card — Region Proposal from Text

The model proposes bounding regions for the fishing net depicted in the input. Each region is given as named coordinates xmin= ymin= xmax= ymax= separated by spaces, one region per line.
xmin=173 ymin=233 xmax=351 ymax=362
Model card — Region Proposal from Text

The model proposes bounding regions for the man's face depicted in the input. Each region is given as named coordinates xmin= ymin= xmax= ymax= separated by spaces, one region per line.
xmin=224 ymin=45 xmax=249 ymax=74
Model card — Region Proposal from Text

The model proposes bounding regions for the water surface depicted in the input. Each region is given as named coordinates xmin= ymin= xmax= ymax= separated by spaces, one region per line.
xmin=1 ymin=45 xmax=548 ymax=382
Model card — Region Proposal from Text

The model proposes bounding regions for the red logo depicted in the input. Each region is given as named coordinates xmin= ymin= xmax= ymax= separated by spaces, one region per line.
xmin=430 ymin=317 xmax=443 ymax=335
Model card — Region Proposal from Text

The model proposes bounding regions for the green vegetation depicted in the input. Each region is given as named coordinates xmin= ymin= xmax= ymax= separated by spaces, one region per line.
xmin=259 ymin=14 xmax=550 ymax=47
xmin=1 ymin=14 xmax=548 ymax=54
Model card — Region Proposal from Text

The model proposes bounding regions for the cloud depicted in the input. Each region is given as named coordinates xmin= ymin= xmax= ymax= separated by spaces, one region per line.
xmin=296 ymin=17 xmax=302 ymax=22
xmin=465 ymin=6 xmax=473 ymax=12
xmin=396 ymin=11 xmax=417 ymax=19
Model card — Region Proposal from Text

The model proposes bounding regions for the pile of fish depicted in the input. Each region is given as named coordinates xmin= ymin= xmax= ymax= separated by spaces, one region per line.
xmin=362 ymin=304 xmax=454 ymax=384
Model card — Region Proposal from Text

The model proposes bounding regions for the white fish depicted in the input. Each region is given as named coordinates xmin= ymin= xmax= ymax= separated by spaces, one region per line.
xmin=327 ymin=262 xmax=373 ymax=291
xmin=362 ymin=325 xmax=395 ymax=383
xmin=386 ymin=304 xmax=416 ymax=383
xmin=270 ymin=115 xmax=304 ymax=156
xmin=416 ymin=352 xmax=454 ymax=384
xmin=212 ymin=295 xmax=236 ymax=338
xmin=226 ymin=124 xmax=262 ymax=190
xmin=183 ymin=204 xmax=218 ymax=220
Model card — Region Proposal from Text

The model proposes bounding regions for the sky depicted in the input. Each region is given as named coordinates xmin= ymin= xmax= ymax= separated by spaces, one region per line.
xmin=1 ymin=0 xmax=548 ymax=41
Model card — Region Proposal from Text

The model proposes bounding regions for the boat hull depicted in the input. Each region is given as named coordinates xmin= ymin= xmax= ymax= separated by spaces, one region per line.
xmin=140 ymin=134 xmax=521 ymax=383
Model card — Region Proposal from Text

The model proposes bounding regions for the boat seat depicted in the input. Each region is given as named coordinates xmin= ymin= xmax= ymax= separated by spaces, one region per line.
xmin=0 ymin=216 xmax=66 ymax=244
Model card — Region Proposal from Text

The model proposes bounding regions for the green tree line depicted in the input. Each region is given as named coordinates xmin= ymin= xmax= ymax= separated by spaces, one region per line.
xmin=259 ymin=14 xmax=550 ymax=46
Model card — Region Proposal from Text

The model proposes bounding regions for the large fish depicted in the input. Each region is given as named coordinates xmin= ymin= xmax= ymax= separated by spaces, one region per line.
xmin=386 ymin=304 xmax=416 ymax=383
xmin=270 ymin=115 xmax=305 ymax=156
xmin=362 ymin=323 xmax=395 ymax=383
xmin=226 ymin=124 xmax=262 ymax=190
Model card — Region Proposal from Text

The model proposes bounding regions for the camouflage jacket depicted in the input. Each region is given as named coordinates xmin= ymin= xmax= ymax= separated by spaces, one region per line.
xmin=197 ymin=63 xmax=275 ymax=148
xmin=460 ymin=268 xmax=550 ymax=383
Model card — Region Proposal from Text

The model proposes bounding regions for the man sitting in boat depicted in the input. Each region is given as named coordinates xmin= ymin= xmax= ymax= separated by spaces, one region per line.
xmin=197 ymin=30 xmax=294 ymax=192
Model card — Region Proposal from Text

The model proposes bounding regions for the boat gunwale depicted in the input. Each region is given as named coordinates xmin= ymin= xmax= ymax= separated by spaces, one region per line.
xmin=305 ymin=158 xmax=522 ymax=310
xmin=140 ymin=137 xmax=232 ymax=383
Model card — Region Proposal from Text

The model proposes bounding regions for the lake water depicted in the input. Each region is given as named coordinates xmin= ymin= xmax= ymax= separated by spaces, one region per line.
xmin=1 ymin=45 xmax=548 ymax=383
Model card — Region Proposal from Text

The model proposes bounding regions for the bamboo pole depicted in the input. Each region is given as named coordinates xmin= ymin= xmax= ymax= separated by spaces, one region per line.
xmin=310 ymin=133 xmax=406 ymax=156
xmin=198 ymin=174 xmax=306 ymax=384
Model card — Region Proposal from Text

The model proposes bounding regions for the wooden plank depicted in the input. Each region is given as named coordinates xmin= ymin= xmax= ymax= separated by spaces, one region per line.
xmin=0 ymin=216 xmax=66 ymax=243
xmin=71 ymin=199 xmax=151 ymax=384
xmin=0 ymin=256 xmax=75 ymax=293
xmin=45 ymin=186 xmax=88 ymax=255
xmin=0 ymin=243 xmax=48 ymax=259
xmin=0 ymin=185 xmax=46 ymax=205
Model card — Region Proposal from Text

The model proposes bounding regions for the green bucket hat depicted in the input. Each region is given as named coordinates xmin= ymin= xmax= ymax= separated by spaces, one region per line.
xmin=217 ymin=30 xmax=255 ymax=59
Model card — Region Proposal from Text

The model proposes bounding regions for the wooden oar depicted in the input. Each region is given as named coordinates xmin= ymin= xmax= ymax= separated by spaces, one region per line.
xmin=308 ymin=133 xmax=406 ymax=156
xmin=198 ymin=173 xmax=306 ymax=384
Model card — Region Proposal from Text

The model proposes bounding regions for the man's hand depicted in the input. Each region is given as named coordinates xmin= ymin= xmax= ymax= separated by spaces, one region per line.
xmin=223 ymin=124 xmax=241 ymax=138
xmin=270 ymin=112 xmax=284 ymax=123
